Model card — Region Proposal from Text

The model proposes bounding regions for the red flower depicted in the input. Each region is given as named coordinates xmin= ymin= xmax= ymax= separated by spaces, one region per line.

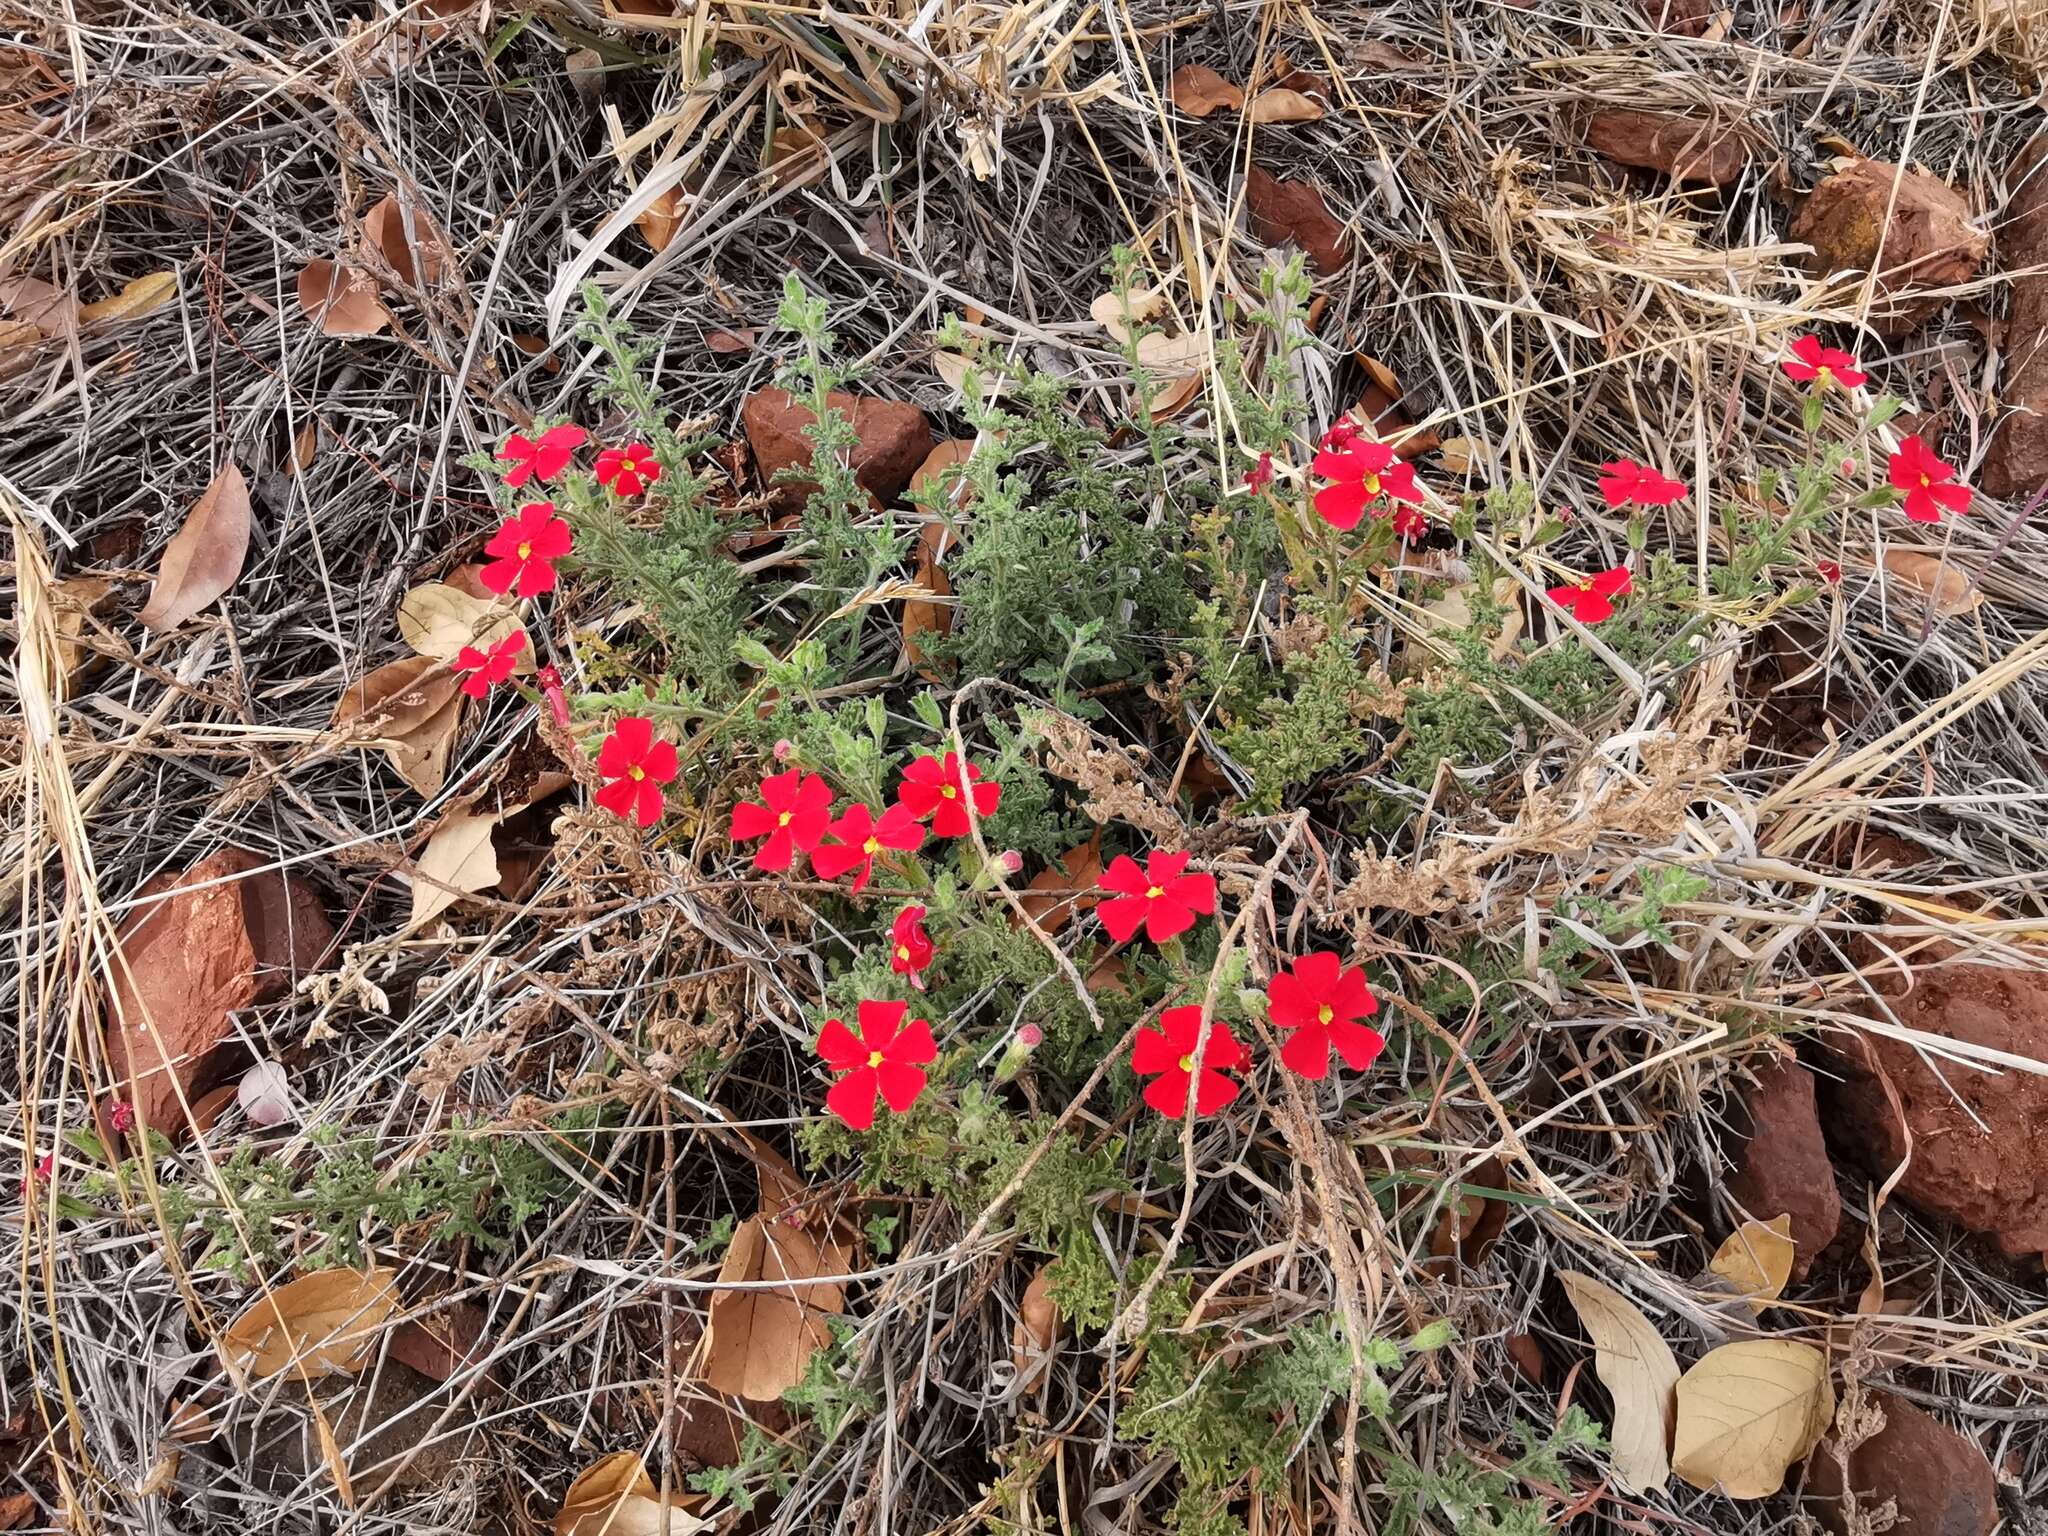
xmin=890 ymin=905 xmax=934 ymax=985
xmin=1390 ymin=504 xmax=1427 ymax=541
xmin=1547 ymin=564 xmax=1632 ymax=624
xmin=896 ymin=752 xmax=1000 ymax=838
xmin=496 ymin=423 xmax=586 ymax=487
xmin=1246 ymin=452 xmax=1274 ymax=494
xmin=479 ymin=502 xmax=572 ymax=598
xmin=452 ymin=629 xmax=527 ymax=699
xmin=595 ymin=716 xmax=678 ymax=827
xmin=1267 ymin=952 xmax=1384 ymax=1081
xmin=595 ymin=442 xmax=662 ymax=497
xmin=729 ymin=769 xmax=833 ymax=871
xmin=537 ymin=663 xmax=572 ymax=729
xmin=1597 ymin=460 xmax=1688 ymax=509
xmin=1318 ymin=417 xmax=1364 ymax=452
xmin=108 ymin=1099 xmax=136 ymax=1133
xmin=1311 ymin=439 xmax=1423 ymax=531
xmin=1817 ymin=559 xmax=1842 ymax=586
xmin=818 ymin=999 xmax=937 ymax=1130
xmin=1782 ymin=335 xmax=1868 ymax=390
xmin=19 ymin=1150 xmax=54 ymax=1195
xmin=1098 ymin=849 xmax=1216 ymax=945
xmin=812 ymin=803 xmax=926 ymax=893
xmin=1131 ymin=1006 xmax=1248 ymax=1118
xmin=1887 ymin=435 xmax=1971 ymax=524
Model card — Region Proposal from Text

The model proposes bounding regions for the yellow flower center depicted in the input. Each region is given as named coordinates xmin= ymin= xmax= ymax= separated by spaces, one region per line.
xmin=517 ymin=541 xmax=533 ymax=559
xmin=1361 ymin=473 xmax=1381 ymax=497
xmin=1919 ymin=473 xmax=1933 ymax=489
xmin=1178 ymin=1053 xmax=1196 ymax=1073
xmin=940 ymin=784 xmax=957 ymax=799
xmin=1816 ymin=365 xmax=1833 ymax=387
xmin=863 ymin=837 xmax=881 ymax=856
xmin=867 ymin=1050 xmax=885 ymax=1069
xmin=895 ymin=944 xmax=911 ymax=962
xmin=1145 ymin=885 xmax=1164 ymax=900
xmin=627 ymin=766 xmax=644 ymax=781
xmin=1317 ymin=1005 xmax=1334 ymax=1026
xmin=777 ymin=811 xmax=791 ymax=826
xmin=1577 ymin=580 xmax=1595 ymax=596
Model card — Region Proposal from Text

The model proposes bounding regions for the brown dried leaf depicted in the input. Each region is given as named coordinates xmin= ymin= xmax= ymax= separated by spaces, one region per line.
xmin=1089 ymin=285 xmax=1167 ymax=343
xmin=220 ymin=1269 xmax=400 ymax=1381
xmin=1671 ymin=1340 xmax=1834 ymax=1499
xmin=139 ymin=463 xmax=252 ymax=632
xmin=1246 ymin=86 xmax=1326 ymax=124
xmin=0 ymin=274 xmax=79 ymax=338
xmin=1169 ymin=63 xmax=1243 ymax=117
xmin=78 ymin=269 xmax=178 ymax=326
xmin=1011 ymin=1263 xmax=1059 ymax=1387
xmin=1585 ymin=110 xmax=1747 ymax=187
xmin=1148 ymin=370 xmax=1204 ymax=421
xmin=1708 ymin=1215 xmax=1796 ymax=1312
xmin=362 ymin=193 xmax=448 ymax=286
xmin=297 ymin=260 xmax=391 ymax=338
xmin=706 ymin=327 xmax=757 ymax=355
xmin=388 ymin=1301 xmax=490 ymax=1384
xmin=556 ymin=1452 xmax=712 ymax=1536
xmin=1878 ymin=549 xmax=1983 ymax=615
xmin=332 ymin=655 xmax=465 ymax=798
xmin=1245 ymin=166 xmax=1348 ymax=274
xmin=1016 ymin=836 xmax=1103 ymax=934
xmin=1353 ymin=354 xmax=1440 ymax=457
xmin=1559 ymin=1270 xmax=1679 ymax=1494
xmin=701 ymin=1214 xmax=848 ymax=1402
xmin=396 ymin=581 xmax=525 ymax=662
xmin=636 ymin=185 xmax=685 ymax=253
xmin=410 ymin=772 xmax=570 ymax=925
xmin=51 ymin=574 xmax=115 ymax=682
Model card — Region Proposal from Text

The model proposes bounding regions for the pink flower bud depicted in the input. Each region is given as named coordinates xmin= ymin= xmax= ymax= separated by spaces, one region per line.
xmin=998 ymin=849 xmax=1023 ymax=874
xmin=773 ymin=738 xmax=794 ymax=761
xmin=1840 ymin=458 xmax=1856 ymax=476
xmin=108 ymin=1099 xmax=136 ymax=1133
xmin=1018 ymin=1024 xmax=1043 ymax=1048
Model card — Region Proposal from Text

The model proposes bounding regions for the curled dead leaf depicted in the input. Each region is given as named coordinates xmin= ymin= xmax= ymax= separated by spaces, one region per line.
xmin=297 ymin=260 xmax=391 ymax=338
xmin=1558 ymin=1270 xmax=1680 ymax=1494
xmin=556 ymin=1452 xmax=711 ymax=1536
xmin=701 ymin=1213 xmax=849 ymax=1402
xmin=139 ymin=463 xmax=252 ymax=632
xmin=1245 ymin=166 xmax=1349 ymax=275
xmin=362 ymin=193 xmax=448 ymax=286
xmin=706 ymin=327 xmax=757 ymax=355
xmin=78 ymin=269 xmax=179 ymax=326
xmin=1169 ymin=63 xmax=1243 ymax=117
xmin=1671 ymin=1340 xmax=1834 ymax=1499
xmin=1089 ymin=285 xmax=1167 ymax=343
xmin=396 ymin=581 xmax=525 ymax=662
xmin=333 ymin=654 xmax=465 ymax=798
xmin=1011 ymin=1263 xmax=1060 ymax=1387
xmin=636 ymin=185 xmax=686 ymax=253
xmin=1246 ymin=87 xmax=1326 ymax=123
xmin=220 ymin=1269 xmax=400 ymax=1381
xmin=1016 ymin=837 xmax=1103 ymax=934
xmin=1877 ymin=549 xmax=1982 ymax=616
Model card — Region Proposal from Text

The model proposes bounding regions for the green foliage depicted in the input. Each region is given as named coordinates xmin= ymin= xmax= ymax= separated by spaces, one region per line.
xmin=1381 ymin=1406 xmax=1607 ymax=1536
xmin=1218 ymin=629 xmax=1378 ymax=808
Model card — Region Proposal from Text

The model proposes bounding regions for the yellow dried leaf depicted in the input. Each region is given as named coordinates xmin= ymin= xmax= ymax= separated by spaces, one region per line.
xmin=1709 ymin=1215 xmax=1796 ymax=1312
xmin=1089 ymin=286 xmax=1166 ymax=342
xmin=219 ymin=1268 xmax=399 ymax=1380
xmin=1559 ymin=1270 xmax=1679 ymax=1494
xmin=139 ymin=463 xmax=252 ymax=632
xmin=1671 ymin=1340 xmax=1834 ymax=1499
xmin=1246 ymin=86 xmax=1326 ymax=123
xmin=555 ymin=1452 xmax=711 ymax=1536
xmin=79 ymin=269 xmax=179 ymax=326
xmin=396 ymin=581 xmax=524 ymax=663
xmin=1135 ymin=330 xmax=1209 ymax=374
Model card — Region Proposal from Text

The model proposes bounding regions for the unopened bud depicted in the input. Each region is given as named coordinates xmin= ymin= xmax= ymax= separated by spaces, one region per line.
xmin=1017 ymin=1024 xmax=1043 ymax=1048
xmin=773 ymin=738 xmax=794 ymax=761
xmin=998 ymin=849 xmax=1023 ymax=874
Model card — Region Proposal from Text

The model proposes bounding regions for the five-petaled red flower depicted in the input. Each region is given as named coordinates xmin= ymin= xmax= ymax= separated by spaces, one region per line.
xmin=1132 ymin=1006 xmax=1248 ymax=1118
xmin=818 ymin=1000 xmax=937 ymax=1130
xmin=1887 ymin=435 xmax=1971 ymax=524
xmin=729 ymin=769 xmax=834 ymax=871
xmin=1267 ymin=952 xmax=1384 ymax=1081
xmin=1817 ymin=560 xmax=1842 ymax=586
xmin=890 ymin=905 xmax=934 ymax=986
xmin=480 ymin=502 xmax=573 ymax=598
xmin=1246 ymin=452 xmax=1274 ymax=494
xmin=453 ymin=629 xmax=527 ymax=699
xmin=595 ymin=716 xmax=678 ymax=827
xmin=1782 ymin=335 xmax=1868 ymax=391
xmin=1312 ymin=439 xmax=1424 ymax=531
xmin=1547 ymin=565 xmax=1633 ymax=624
xmin=1098 ymin=849 xmax=1216 ymax=945
xmin=1598 ymin=460 xmax=1688 ymax=509
xmin=496 ymin=424 xmax=587 ymax=487
xmin=812 ymin=803 xmax=926 ymax=893
xmin=896 ymin=752 xmax=1001 ymax=838
xmin=595 ymin=442 xmax=662 ymax=497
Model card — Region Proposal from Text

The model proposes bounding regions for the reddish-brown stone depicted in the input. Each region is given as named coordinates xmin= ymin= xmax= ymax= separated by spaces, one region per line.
xmin=741 ymin=386 xmax=932 ymax=511
xmin=1983 ymin=133 xmax=2048 ymax=497
xmin=1585 ymin=111 xmax=1747 ymax=187
xmin=1725 ymin=1058 xmax=1841 ymax=1279
xmin=1825 ymin=962 xmax=2048 ymax=1260
xmin=102 ymin=847 xmax=331 ymax=1133
xmin=1789 ymin=160 xmax=1987 ymax=335
xmin=1803 ymin=1392 xmax=2000 ymax=1536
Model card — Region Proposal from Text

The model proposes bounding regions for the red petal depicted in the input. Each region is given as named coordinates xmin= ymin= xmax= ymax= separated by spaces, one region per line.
xmin=1097 ymin=894 xmax=1147 ymax=944
xmin=633 ymin=779 xmax=666 ymax=826
xmin=594 ymin=778 xmax=639 ymax=821
xmin=1281 ymin=1028 xmax=1331 ymax=1080
xmin=886 ymin=1017 xmax=938 ymax=1066
xmin=1143 ymin=1070 xmax=1195 ymax=1117
xmin=1130 ymin=1026 xmax=1181 ymax=1074
xmin=1329 ymin=1020 xmax=1387 ymax=1072
xmin=826 ymin=1071 xmax=879 ymax=1130
xmin=1098 ymin=855 xmax=1149 ymax=899
xmin=730 ymin=801 xmax=778 ymax=840
xmin=1144 ymin=899 xmax=1197 ymax=943
xmin=641 ymin=739 xmax=679 ymax=784
xmin=1192 ymin=1067 xmax=1240 ymax=1116
xmin=817 ymin=1017 xmax=865 ymax=1068
xmin=875 ymin=1060 xmax=926 ymax=1114
xmin=1265 ymin=970 xmax=1319 ymax=1032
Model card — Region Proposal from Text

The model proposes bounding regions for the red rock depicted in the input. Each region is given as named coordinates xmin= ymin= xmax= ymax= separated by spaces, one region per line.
xmin=741 ymin=387 xmax=932 ymax=511
xmin=1803 ymin=1391 xmax=2000 ymax=1536
xmin=1585 ymin=111 xmax=1747 ymax=187
xmin=1725 ymin=1058 xmax=1841 ymax=1279
xmin=1983 ymin=133 xmax=2048 ymax=497
xmin=102 ymin=848 xmax=331 ymax=1134
xmin=1825 ymin=962 xmax=2048 ymax=1260
xmin=1790 ymin=160 xmax=1987 ymax=335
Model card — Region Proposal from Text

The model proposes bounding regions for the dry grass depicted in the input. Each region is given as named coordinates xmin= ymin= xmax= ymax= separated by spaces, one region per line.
xmin=5 ymin=1 xmax=2048 ymax=1533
